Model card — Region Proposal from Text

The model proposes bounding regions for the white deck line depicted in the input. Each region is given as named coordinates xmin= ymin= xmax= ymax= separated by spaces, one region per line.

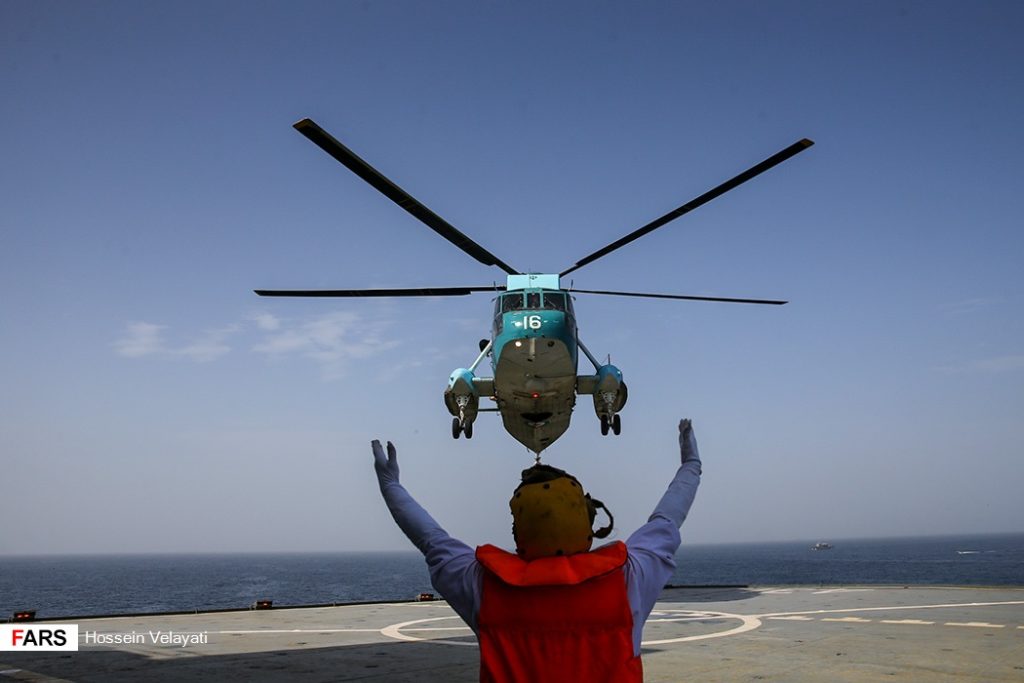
xmin=756 ymin=599 xmax=1024 ymax=619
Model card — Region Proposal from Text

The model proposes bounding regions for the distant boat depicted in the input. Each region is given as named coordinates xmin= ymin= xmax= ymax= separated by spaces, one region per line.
xmin=812 ymin=542 xmax=833 ymax=550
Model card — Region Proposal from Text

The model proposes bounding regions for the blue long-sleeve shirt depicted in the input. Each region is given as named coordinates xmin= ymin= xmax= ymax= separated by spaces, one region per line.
xmin=375 ymin=430 xmax=701 ymax=655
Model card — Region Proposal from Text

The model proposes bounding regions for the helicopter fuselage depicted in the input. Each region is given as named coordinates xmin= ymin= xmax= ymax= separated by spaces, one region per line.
xmin=444 ymin=274 xmax=626 ymax=453
xmin=491 ymin=288 xmax=579 ymax=452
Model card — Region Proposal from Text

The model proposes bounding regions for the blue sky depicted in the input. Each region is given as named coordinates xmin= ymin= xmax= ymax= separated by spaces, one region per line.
xmin=2 ymin=1 xmax=1022 ymax=554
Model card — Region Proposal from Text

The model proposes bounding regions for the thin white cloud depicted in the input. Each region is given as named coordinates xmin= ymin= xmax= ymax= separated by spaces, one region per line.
xmin=934 ymin=354 xmax=1024 ymax=374
xmin=969 ymin=355 xmax=1024 ymax=373
xmin=175 ymin=325 xmax=238 ymax=362
xmin=116 ymin=312 xmax=398 ymax=377
xmin=253 ymin=311 xmax=399 ymax=379
xmin=938 ymin=298 xmax=995 ymax=316
xmin=249 ymin=312 xmax=281 ymax=331
xmin=114 ymin=322 xmax=167 ymax=357
xmin=115 ymin=322 xmax=237 ymax=363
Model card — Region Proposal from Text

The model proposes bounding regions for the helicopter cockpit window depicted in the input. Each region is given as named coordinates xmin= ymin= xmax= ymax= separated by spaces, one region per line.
xmin=526 ymin=293 xmax=541 ymax=309
xmin=501 ymin=294 xmax=525 ymax=313
xmin=542 ymin=292 xmax=566 ymax=311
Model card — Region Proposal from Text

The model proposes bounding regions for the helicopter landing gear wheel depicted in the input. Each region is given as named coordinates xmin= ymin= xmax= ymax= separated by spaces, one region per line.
xmin=452 ymin=417 xmax=462 ymax=439
xmin=612 ymin=413 xmax=621 ymax=435
xmin=600 ymin=415 xmax=609 ymax=436
xmin=464 ymin=420 xmax=473 ymax=439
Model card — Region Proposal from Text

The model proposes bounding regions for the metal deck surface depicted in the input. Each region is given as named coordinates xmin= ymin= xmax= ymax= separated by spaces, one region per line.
xmin=3 ymin=586 xmax=1022 ymax=681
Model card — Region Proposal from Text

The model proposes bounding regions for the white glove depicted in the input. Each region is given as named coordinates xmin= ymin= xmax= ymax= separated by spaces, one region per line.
xmin=372 ymin=439 xmax=400 ymax=487
xmin=679 ymin=419 xmax=699 ymax=464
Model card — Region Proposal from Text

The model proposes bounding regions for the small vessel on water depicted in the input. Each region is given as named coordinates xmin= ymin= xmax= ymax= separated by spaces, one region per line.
xmin=812 ymin=542 xmax=833 ymax=550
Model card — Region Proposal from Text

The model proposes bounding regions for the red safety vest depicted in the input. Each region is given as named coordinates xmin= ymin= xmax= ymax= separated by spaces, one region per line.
xmin=475 ymin=541 xmax=641 ymax=683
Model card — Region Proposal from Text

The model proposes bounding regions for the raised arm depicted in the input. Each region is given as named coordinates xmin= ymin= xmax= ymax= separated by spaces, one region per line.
xmin=624 ymin=419 xmax=703 ymax=552
xmin=622 ymin=419 xmax=703 ymax=654
xmin=372 ymin=439 xmax=450 ymax=553
xmin=650 ymin=418 xmax=703 ymax=526
xmin=371 ymin=440 xmax=482 ymax=630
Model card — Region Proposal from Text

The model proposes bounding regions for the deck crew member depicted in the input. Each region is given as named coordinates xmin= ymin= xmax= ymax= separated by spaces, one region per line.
xmin=371 ymin=418 xmax=702 ymax=682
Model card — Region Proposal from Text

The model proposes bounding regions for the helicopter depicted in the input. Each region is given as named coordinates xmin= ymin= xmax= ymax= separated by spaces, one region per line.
xmin=256 ymin=119 xmax=813 ymax=454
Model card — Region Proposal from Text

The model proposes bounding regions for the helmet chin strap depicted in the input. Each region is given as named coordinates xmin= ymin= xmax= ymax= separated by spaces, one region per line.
xmin=588 ymin=496 xmax=614 ymax=539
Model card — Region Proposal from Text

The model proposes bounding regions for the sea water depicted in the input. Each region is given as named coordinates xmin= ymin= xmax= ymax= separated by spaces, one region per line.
xmin=2 ymin=533 xmax=1021 ymax=619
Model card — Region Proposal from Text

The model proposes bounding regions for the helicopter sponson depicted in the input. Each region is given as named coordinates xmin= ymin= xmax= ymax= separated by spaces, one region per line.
xmin=445 ymin=368 xmax=484 ymax=440
xmin=578 ymin=364 xmax=627 ymax=437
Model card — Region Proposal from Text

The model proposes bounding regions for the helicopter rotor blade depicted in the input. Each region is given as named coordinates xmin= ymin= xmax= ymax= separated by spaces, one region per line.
xmin=254 ymin=286 xmax=504 ymax=298
xmin=569 ymin=288 xmax=787 ymax=305
xmin=560 ymin=138 xmax=814 ymax=277
xmin=294 ymin=119 xmax=519 ymax=276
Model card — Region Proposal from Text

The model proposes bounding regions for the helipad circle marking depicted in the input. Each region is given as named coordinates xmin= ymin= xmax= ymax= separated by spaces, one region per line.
xmin=380 ymin=609 xmax=763 ymax=647
xmin=380 ymin=616 xmax=476 ymax=647
xmin=642 ymin=610 xmax=762 ymax=645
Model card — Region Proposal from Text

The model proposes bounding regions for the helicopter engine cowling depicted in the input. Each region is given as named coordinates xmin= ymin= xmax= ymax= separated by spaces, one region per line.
xmin=591 ymin=364 xmax=627 ymax=418
xmin=444 ymin=368 xmax=480 ymax=424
